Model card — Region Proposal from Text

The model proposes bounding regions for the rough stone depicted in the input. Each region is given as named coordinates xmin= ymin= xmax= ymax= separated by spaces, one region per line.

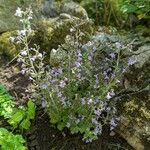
xmin=40 ymin=0 xmax=89 ymax=20
xmin=0 ymin=0 xmax=43 ymax=33
xmin=34 ymin=16 xmax=93 ymax=52
xmin=116 ymin=42 xmax=150 ymax=150
xmin=0 ymin=31 xmax=18 ymax=59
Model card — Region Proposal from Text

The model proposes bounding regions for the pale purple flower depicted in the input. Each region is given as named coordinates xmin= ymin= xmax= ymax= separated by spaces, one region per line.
xmin=88 ymin=98 xmax=93 ymax=104
xmin=75 ymin=61 xmax=81 ymax=68
xmin=19 ymin=30 xmax=27 ymax=36
xmin=110 ymin=117 xmax=118 ymax=130
xmin=77 ymin=57 xmax=82 ymax=62
xmin=109 ymin=53 xmax=116 ymax=59
xmin=57 ymin=92 xmax=62 ymax=98
xmin=9 ymin=36 xmax=15 ymax=42
xmin=88 ymin=55 xmax=92 ymax=61
xmin=21 ymin=69 xmax=26 ymax=75
xmin=81 ymin=97 xmax=86 ymax=105
xmin=94 ymin=109 xmax=102 ymax=116
xmin=76 ymin=73 xmax=81 ymax=79
xmin=57 ymin=68 xmax=63 ymax=74
xmin=115 ymin=42 xmax=122 ymax=49
xmin=21 ymin=51 xmax=27 ymax=56
xmin=128 ymin=57 xmax=136 ymax=65
xmin=70 ymin=28 xmax=74 ymax=32
xmin=116 ymin=79 xmax=121 ymax=84
xmin=31 ymin=57 xmax=36 ymax=61
xmin=93 ymin=125 xmax=102 ymax=136
xmin=106 ymin=90 xmax=115 ymax=100
xmin=91 ymin=118 xmax=98 ymax=124
xmin=37 ymin=53 xmax=42 ymax=58
xmin=15 ymin=7 xmax=22 ymax=17
xmin=29 ymin=77 xmax=33 ymax=81
xmin=41 ymin=83 xmax=48 ymax=89
xmin=51 ymin=68 xmax=60 ymax=76
xmin=17 ymin=58 xmax=23 ymax=63
xmin=60 ymin=96 xmax=66 ymax=105
xmin=76 ymin=51 xmax=82 ymax=57
xmin=122 ymin=68 xmax=127 ymax=73
xmin=42 ymin=100 xmax=47 ymax=108
xmin=59 ymin=80 xmax=66 ymax=88
xmin=104 ymin=75 xmax=109 ymax=80
xmin=50 ymin=79 xmax=57 ymax=84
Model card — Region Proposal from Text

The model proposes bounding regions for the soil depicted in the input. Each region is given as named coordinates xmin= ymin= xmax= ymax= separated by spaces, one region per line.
xmin=0 ymin=58 xmax=134 ymax=150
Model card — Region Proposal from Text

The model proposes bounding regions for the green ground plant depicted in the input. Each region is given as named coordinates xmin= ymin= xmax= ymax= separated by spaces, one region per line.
xmin=0 ymin=128 xmax=26 ymax=150
xmin=0 ymin=84 xmax=35 ymax=130
xmin=118 ymin=0 xmax=150 ymax=20
xmin=0 ymin=84 xmax=35 ymax=149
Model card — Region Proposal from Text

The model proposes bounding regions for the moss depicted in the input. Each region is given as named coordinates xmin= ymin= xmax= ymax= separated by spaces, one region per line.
xmin=0 ymin=31 xmax=18 ymax=59
xmin=35 ymin=17 xmax=94 ymax=52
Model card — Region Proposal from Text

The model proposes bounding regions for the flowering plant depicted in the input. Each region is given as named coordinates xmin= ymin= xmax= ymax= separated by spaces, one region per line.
xmin=12 ymin=7 xmax=136 ymax=142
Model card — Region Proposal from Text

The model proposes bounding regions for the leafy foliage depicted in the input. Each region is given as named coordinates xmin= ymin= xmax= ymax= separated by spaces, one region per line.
xmin=118 ymin=0 xmax=150 ymax=19
xmin=8 ymin=100 xmax=36 ymax=129
xmin=0 ymin=84 xmax=15 ymax=119
xmin=0 ymin=128 xmax=26 ymax=150
xmin=0 ymin=84 xmax=35 ymax=149
xmin=0 ymin=84 xmax=35 ymax=130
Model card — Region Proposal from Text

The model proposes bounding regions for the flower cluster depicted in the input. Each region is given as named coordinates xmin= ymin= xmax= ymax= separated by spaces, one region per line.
xmin=40 ymin=29 xmax=127 ymax=142
xmin=10 ymin=7 xmax=45 ymax=84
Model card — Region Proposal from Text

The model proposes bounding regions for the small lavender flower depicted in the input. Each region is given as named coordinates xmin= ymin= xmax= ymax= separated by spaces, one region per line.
xmin=115 ymin=42 xmax=122 ymax=49
xmin=60 ymin=96 xmax=66 ymax=105
xmin=75 ymin=61 xmax=81 ymax=68
xmin=94 ymin=109 xmax=102 ymax=116
xmin=9 ymin=36 xmax=15 ymax=42
xmin=70 ymin=28 xmax=74 ymax=32
xmin=20 ymin=51 xmax=27 ymax=56
xmin=76 ymin=72 xmax=81 ymax=79
xmin=15 ymin=7 xmax=22 ymax=17
xmin=91 ymin=118 xmax=98 ymax=124
xmin=76 ymin=50 xmax=82 ymax=57
xmin=57 ymin=92 xmax=62 ymax=98
xmin=81 ymin=97 xmax=86 ymax=105
xmin=128 ymin=57 xmax=136 ymax=65
xmin=17 ymin=58 xmax=23 ymax=63
xmin=18 ymin=30 xmax=27 ymax=36
xmin=50 ymin=68 xmax=61 ymax=77
xmin=116 ymin=79 xmax=121 ymax=84
xmin=106 ymin=90 xmax=115 ymax=100
xmin=21 ymin=69 xmax=26 ymax=75
xmin=59 ymin=80 xmax=66 ymax=88
xmin=109 ymin=53 xmax=116 ymax=59
xmin=88 ymin=98 xmax=93 ymax=104
xmin=88 ymin=52 xmax=94 ymax=61
xmin=42 ymin=100 xmax=47 ymax=108
xmin=110 ymin=117 xmax=118 ymax=130
xmin=93 ymin=125 xmax=102 ymax=136
xmin=88 ymin=55 xmax=92 ymax=61
xmin=37 ymin=53 xmax=42 ymax=59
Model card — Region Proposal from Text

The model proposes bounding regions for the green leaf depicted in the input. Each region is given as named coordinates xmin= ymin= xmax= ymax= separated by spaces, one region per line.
xmin=50 ymin=111 xmax=61 ymax=124
xmin=8 ymin=110 xmax=24 ymax=127
xmin=70 ymin=126 xmax=79 ymax=134
xmin=20 ymin=119 xmax=31 ymax=130
xmin=27 ymin=100 xmax=35 ymax=119
xmin=0 ymin=128 xmax=26 ymax=150
xmin=57 ymin=122 xmax=65 ymax=131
